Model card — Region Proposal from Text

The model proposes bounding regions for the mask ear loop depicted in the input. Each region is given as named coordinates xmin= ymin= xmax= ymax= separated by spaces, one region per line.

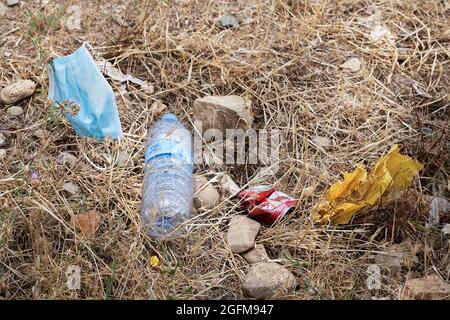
xmin=83 ymin=42 xmax=97 ymax=58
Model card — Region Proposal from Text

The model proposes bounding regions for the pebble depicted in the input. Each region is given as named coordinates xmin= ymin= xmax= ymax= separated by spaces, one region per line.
xmin=442 ymin=224 xmax=450 ymax=236
xmin=0 ymin=3 xmax=7 ymax=16
xmin=193 ymin=175 xmax=220 ymax=210
xmin=0 ymin=133 xmax=5 ymax=146
xmin=243 ymin=262 xmax=296 ymax=299
xmin=220 ymin=173 xmax=240 ymax=195
xmin=219 ymin=15 xmax=239 ymax=29
xmin=141 ymin=83 xmax=154 ymax=95
xmin=341 ymin=57 xmax=361 ymax=73
xmin=193 ymin=95 xmax=253 ymax=143
xmin=33 ymin=129 xmax=48 ymax=139
xmin=402 ymin=274 xmax=450 ymax=300
xmin=226 ymin=215 xmax=260 ymax=253
xmin=0 ymin=149 xmax=6 ymax=159
xmin=58 ymin=152 xmax=77 ymax=165
xmin=115 ymin=151 xmax=132 ymax=167
xmin=66 ymin=5 xmax=81 ymax=32
xmin=7 ymin=106 xmax=23 ymax=116
xmin=0 ymin=80 xmax=36 ymax=105
xmin=63 ymin=182 xmax=80 ymax=195
xmin=7 ymin=0 xmax=20 ymax=6
xmin=241 ymin=244 xmax=269 ymax=264
xmin=312 ymin=135 xmax=332 ymax=147
xmin=149 ymin=100 xmax=167 ymax=115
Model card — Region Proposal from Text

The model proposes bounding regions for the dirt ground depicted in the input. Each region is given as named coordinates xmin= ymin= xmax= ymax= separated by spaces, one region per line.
xmin=0 ymin=0 xmax=449 ymax=299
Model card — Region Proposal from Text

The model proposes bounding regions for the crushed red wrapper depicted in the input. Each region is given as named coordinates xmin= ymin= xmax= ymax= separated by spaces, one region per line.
xmin=239 ymin=185 xmax=298 ymax=224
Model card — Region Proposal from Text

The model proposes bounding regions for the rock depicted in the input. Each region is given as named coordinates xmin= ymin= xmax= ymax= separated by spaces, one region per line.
xmin=369 ymin=25 xmax=395 ymax=44
xmin=115 ymin=151 xmax=132 ymax=167
xmin=427 ymin=196 xmax=450 ymax=227
xmin=33 ymin=129 xmax=48 ymax=139
xmin=243 ymin=262 xmax=296 ymax=299
xmin=312 ymin=135 xmax=331 ymax=147
xmin=141 ymin=83 xmax=154 ymax=95
xmin=58 ymin=152 xmax=77 ymax=165
xmin=7 ymin=0 xmax=20 ymax=6
xmin=66 ymin=5 xmax=81 ymax=32
xmin=0 ymin=149 xmax=6 ymax=159
xmin=112 ymin=15 xmax=135 ymax=27
xmin=403 ymin=274 xmax=450 ymax=300
xmin=0 ymin=80 xmax=36 ymax=105
xmin=220 ymin=15 xmax=239 ymax=29
xmin=150 ymin=101 xmax=167 ymax=115
xmin=226 ymin=215 xmax=260 ymax=253
xmin=193 ymin=95 xmax=253 ymax=142
xmin=193 ymin=175 xmax=220 ymax=210
xmin=63 ymin=182 xmax=80 ymax=195
xmin=396 ymin=48 xmax=414 ymax=61
xmin=370 ymin=242 xmax=419 ymax=274
xmin=392 ymin=74 xmax=414 ymax=87
xmin=220 ymin=173 xmax=240 ymax=195
xmin=340 ymin=57 xmax=361 ymax=73
xmin=7 ymin=106 xmax=23 ymax=116
xmin=241 ymin=244 xmax=269 ymax=264
xmin=0 ymin=3 xmax=7 ymax=16
xmin=0 ymin=133 xmax=5 ymax=146
xmin=442 ymin=224 xmax=450 ymax=236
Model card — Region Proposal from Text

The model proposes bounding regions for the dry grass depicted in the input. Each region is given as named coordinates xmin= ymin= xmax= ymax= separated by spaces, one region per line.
xmin=0 ymin=0 xmax=449 ymax=299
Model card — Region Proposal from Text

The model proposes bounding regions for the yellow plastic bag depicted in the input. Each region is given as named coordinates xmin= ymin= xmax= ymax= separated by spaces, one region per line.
xmin=312 ymin=145 xmax=423 ymax=224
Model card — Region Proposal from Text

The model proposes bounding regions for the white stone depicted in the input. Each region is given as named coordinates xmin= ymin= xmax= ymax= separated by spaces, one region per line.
xmin=193 ymin=95 xmax=253 ymax=143
xmin=0 ymin=3 xmax=8 ymax=16
xmin=241 ymin=244 xmax=269 ymax=264
xmin=7 ymin=0 xmax=20 ymax=7
xmin=0 ymin=80 xmax=36 ymax=105
xmin=220 ymin=174 xmax=240 ymax=195
xmin=63 ymin=182 xmax=80 ymax=195
xmin=59 ymin=152 xmax=77 ymax=165
xmin=115 ymin=151 xmax=132 ymax=167
xmin=312 ymin=135 xmax=331 ymax=147
xmin=243 ymin=262 xmax=296 ymax=299
xmin=149 ymin=101 xmax=167 ymax=115
xmin=341 ymin=58 xmax=361 ymax=73
xmin=227 ymin=215 xmax=260 ymax=253
xmin=7 ymin=106 xmax=23 ymax=116
xmin=193 ymin=175 xmax=220 ymax=210
xmin=66 ymin=5 xmax=81 ymax=32
xmin=33 ymin=129 xmax=47 ymax=139
xmin=0 ymin=133 xmax=5 ymax=146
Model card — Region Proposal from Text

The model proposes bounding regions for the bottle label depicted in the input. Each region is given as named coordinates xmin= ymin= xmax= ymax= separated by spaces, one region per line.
xmin=145 ymin=132 xmax=192 ymax=164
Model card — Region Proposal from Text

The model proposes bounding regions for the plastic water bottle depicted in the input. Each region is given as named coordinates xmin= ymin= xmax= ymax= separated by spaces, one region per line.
xmin=141 ymin=113 xmax=193 ymax=237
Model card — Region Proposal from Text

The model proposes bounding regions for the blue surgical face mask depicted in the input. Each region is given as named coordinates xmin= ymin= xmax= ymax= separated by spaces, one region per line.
xmin=48 ymin=43 xmax=123 ymax=139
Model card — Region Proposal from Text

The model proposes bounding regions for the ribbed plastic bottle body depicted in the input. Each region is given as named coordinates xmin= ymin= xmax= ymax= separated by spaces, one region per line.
xmin=141 ymin=114 xmax=193 ymax=238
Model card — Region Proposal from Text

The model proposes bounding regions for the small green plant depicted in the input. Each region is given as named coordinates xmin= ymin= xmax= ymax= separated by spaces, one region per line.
xmin=13 ymin=188 xmax=27 ymax=200
xmin=104 ymin=260 xmax=119 ymax=300
xmin=292 ymin=259 xmax=329 ymax=300
xmin=26 ymin=8 xmax=62 ymax=37
xmin=0 ymin=209 xmax=15 ymax=248
xmin=47 ymin=103 xmax=61 ymax=126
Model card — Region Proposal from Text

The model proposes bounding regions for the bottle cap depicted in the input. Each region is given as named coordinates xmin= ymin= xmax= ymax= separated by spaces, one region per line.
xmin=161 ymin=113 xmax=177 ymax=121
